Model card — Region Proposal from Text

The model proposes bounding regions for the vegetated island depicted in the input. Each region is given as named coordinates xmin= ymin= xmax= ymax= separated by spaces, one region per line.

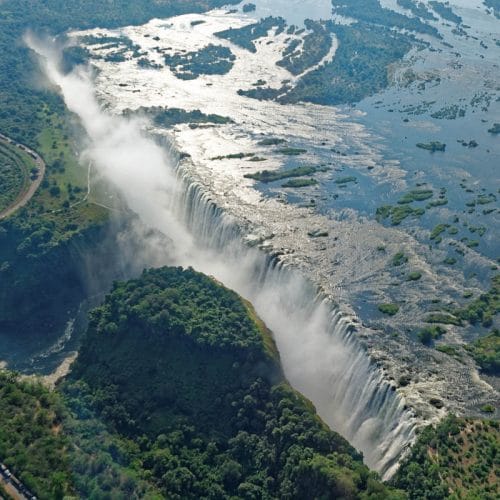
xmin=416 ymin=141 xmax=446 ymax=152
xmin=244 ymin=165 xmax=328 ymax=183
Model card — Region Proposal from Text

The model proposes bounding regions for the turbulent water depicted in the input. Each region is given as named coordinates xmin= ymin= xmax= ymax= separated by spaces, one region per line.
xmin=27 ymin=0 xmax=499 ymax=478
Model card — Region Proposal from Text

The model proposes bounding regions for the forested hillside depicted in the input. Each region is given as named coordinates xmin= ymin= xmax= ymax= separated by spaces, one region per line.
xmin=63 ymin=266 xmax=401 ymax=499
xmin=0 ymin=267 xmax=403 ymax=499
xmin=395 ymin=415 xmax=499 ymax=499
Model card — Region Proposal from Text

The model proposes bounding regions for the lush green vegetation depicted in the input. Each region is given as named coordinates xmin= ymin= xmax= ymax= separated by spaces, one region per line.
xmin=435 ymin=344 xmax=461 ymax=358
xmin=0 ymin=139 xmax=34 ymax=212
xmin=485 ymin=1 xmax=500 ymax=19
xmin=331 ymin=0 xmax=439 ymax=37
xmin=430 ymin=223 xmax=448 ymax=241
xmin=283 ymin=22 xmax=415 ymax=105
xmin=431 ymin=105 xmax=466 ymax=120
xmin=0 ymin=109 xmax=111 ymax=341
xmin=0 ymin=372 xmax=72 ymax=498
xmin=392 ymin=252 xmax=408 ymax=267
xmin=276 ymin=147 xmax=307 ymax=156
xmin=0 ymin=267 xmax=408 ymax=498
xmin=0 ymin=0 xmax=238 ymax=147
xmin=394 ymin=416 xmax=499 ymax=499
xmin=212 ymin=152 xmax=256 ymax=160
xmin=424 ymin=313 xmax=462 ymax=326
xmin=465 ymin=329 xmax=500 ymax=375
xmin=426 ymin=198 xmax=448 ymax=208
xmin=453 ymin=275 xmax=499 ymax=327
xmin=235 ymin=3 xmax=426 ymax=106
xmin=131 ymin=106 xmax=232 ymax=127
xmin=376 ymin=204 xmax=425 ymax=225
xmin=277 ymin=20 xmax=332 ymax=76
xmin=164 ymin=44 xmax=236 ymax=79
xmin=417 ymin=325 xmax=446 ymax=345
xmin=216 ymin=17 xmax=286 ymax=53
xmin=398 ymin=189 xmax=433 ymax=204
xmin=282 ymin=178 xmax=318 ymax=188
xmin=244 ymin=165 xmax=327 ymax=183
xmin=396 ymin=0 xmax=436 ymax=21
xmin=335 ymin=176 xmax=357 ymax=185
xmin=242 ymin=3 xmax=256 ymax=13
xmin=416 ymin=141 xmax=446 ymax=152
xmin=428 ymin=1 xmax=462 ymax=24
xmin=0 ymin=0 xmax=239 ymax=342
xmin=406 ymin=271 xmax=422 ymax=281
xmin=378 ymin=303 xmax=400 ymax=316
xmin=257 ymin=138 xmax=287 ymax=146
xmin=377 ymin=187 xmax=450 ymax=226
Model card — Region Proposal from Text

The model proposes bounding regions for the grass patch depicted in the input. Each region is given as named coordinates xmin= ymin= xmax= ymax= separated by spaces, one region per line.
xmin=435 ymin=344 xmax=461 ymax=357
xmin=480 ymin=404 xmax=495 ymax=413
xmin=455 ymin=275 xmax=500 ymax=327
xmin=430 ymin=223 xmax=449 ymax=240
xmin=282 ymin=178 xmax=318 ymax=188
xmin=378 ymin=303 xmax=400 ymax=316
xmin=392 ymin=251 xmax=408 ymax=267
xmin=407 ymin=271 xmax=422 ymax=281
xmin=398 ymin=189 xmax=433 ymax=204
xmin=334 ymin=176 xmax=357 ymax=185
xmin=426 ymin=198 xmax=448 ymax=208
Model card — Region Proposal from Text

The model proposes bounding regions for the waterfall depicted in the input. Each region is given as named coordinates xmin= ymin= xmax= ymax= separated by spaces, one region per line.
xmin=29 ymin=36 xmax=417 ymax=479
xmin=171 ymin=165 xmax=417 ymax=479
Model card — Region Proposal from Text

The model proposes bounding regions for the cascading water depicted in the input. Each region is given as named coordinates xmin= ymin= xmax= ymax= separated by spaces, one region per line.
xmin=29 ymin=36 xmax=417 ymax=480
xmin=171 ymin=170 xmax=417 ymax=479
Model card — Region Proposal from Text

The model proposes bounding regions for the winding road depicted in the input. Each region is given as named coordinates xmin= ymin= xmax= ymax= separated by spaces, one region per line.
xmin=0 ymin=133 xmax=46 ymax=220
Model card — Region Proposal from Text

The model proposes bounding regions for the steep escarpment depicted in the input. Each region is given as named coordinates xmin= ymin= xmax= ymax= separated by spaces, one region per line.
xmin=0 ymin=215 xmax=134 ymax=354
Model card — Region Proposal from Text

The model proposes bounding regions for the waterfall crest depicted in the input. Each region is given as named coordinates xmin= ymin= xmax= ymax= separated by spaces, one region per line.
xmin=172 ymin=167 xmax=417 ymax=479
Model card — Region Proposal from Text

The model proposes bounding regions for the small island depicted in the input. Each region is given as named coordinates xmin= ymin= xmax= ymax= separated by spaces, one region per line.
xmin=416 ymin=141 xmax=446 ymax=152
xmin=487 ymin=123 xmax=500 ymax=134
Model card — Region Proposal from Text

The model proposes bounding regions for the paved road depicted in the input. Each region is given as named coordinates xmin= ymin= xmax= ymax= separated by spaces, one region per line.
xmin=0 ymin=133 xmax=46 ymax=220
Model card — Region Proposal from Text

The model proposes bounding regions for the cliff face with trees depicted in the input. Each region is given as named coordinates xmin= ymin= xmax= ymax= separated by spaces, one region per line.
xmin=64 ymin=266 xmax=402 ymax=499
xmin=0 ymin=267 xmax=403 ymax=499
